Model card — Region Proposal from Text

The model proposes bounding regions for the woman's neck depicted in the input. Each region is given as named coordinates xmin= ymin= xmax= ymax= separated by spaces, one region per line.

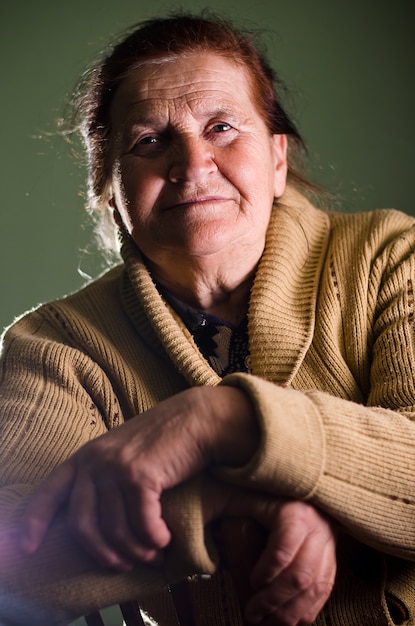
xmin=145 ymin=255 xmax=256 ymax=326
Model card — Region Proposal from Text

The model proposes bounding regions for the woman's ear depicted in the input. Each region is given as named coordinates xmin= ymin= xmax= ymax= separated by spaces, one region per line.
xmin=108 ymin=198 xmax=123 ymax=228
xmin=272 ymin=134 xmax=288 ymax=198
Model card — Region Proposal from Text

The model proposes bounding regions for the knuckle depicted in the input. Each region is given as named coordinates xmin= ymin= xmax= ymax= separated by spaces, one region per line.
xmin=133 ymin=546 xmax=159 ymax=564
xmin=297 ymin=577 xmax=334 ymax=621
xmin=290 ymin=568 xmax=314 ymax=592
xmin=273 ymin=547 xmax=293 ymax=568
xmin=116 ymin=445 xmax=134 ymax=468
xmin=314 ymin=577 xmax=335 ymax=600
xmin=119 ymin=461 xmax=137 ymax=485
xmin=301 ymin=593 xmax=330 ymax=623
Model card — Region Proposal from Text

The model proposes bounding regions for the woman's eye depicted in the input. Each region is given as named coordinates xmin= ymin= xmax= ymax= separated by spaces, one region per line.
xmin=130 ymin=135 xmax=162 ymax=156
xmin=139 ymin=136 xmax=158 ymax=144
xmin=135 ymin=135 xmax=160 ymax=148
xmin=206 ymin=123 xmax=237 ymax=145
xmin=211 ymin=123 xmax=232 ymax=133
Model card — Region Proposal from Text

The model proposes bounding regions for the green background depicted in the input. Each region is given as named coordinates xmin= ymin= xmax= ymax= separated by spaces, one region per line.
xmin=1 ymin=0 xmax=414 ymax=333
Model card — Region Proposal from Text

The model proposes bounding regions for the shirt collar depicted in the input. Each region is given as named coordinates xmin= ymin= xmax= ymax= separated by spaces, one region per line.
xmin=156 ymin=282 xmax=238 ymax=332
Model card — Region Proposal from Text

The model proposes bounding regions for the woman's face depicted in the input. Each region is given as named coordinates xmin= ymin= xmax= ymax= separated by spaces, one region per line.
xmin=109 ymin=52 xmax=287 ymax=267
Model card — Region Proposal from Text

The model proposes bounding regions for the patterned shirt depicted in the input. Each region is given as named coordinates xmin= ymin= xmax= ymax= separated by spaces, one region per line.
xmin=158 ymin=285 xmax=251 ymax=377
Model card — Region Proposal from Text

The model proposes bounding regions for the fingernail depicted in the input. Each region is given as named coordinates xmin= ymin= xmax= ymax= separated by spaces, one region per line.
xmin=117 ymin=562 xmax=134 ymax=572
xmin=109 ymin=558 xmax=134 ymax=572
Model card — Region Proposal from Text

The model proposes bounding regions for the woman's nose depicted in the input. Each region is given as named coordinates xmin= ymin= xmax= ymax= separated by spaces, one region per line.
xmin=168 ymin=136 xmax=217 ymax=183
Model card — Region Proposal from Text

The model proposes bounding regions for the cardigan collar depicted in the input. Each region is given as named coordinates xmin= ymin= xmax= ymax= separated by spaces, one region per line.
xmin=120 ymin=185 xmax=330 ymax=387
xmin=248 ymin=186 xmax=330 ymax=384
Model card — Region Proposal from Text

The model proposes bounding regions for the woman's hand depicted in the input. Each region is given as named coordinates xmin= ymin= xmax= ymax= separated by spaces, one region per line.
xmin=203 ymin=480 xmax=336 ymax=626
xmin=245 ymin=500 xmax=336 ymax=625
xmin=21 ymin=386 xmax=258 ymax=570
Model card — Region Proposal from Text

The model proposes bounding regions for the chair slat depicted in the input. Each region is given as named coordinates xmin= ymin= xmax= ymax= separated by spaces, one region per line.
xmin=84 ymin=612 xmax=106 ymax=626
xmin=169 ymin=579 xmax=197 ymax=626
xmin=120 ymin=601 xmax=147 ymax=626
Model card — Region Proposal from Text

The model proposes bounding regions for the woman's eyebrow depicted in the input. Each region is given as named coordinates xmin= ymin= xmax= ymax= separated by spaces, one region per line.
xmin=207 ymin=107 xmax=244 ymax=120
xmin=120 ymin=115 xmax=167 ymax=140
xmin=121 ymin=104 xmax=248 ymax=138
xmin=125 ymin=116 xmax=163 ymax=129
xmin=191 ymin=100 xmax=246 ymax=119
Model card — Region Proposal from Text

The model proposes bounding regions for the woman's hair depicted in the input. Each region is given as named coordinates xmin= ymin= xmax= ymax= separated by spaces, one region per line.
xmin=70 ymin=11 xmax=317 ymax=251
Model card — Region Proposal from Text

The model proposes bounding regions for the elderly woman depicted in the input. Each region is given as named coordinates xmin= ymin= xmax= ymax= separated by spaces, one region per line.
xmin=1 ymin=12 xmax=415 ymax=626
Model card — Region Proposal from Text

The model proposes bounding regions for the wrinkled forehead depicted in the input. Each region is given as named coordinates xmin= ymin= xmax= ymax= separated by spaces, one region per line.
xmin=110 ymin=52 xmax=258 ymax=122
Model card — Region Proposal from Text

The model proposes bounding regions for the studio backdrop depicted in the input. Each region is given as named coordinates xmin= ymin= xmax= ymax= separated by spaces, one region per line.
xmin=1 ymin=0 xmax=413 ymax=332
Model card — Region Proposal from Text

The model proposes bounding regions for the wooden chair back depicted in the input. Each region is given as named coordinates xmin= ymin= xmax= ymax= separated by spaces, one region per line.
xmin=82 ymin=518 xmax=266 ymax=626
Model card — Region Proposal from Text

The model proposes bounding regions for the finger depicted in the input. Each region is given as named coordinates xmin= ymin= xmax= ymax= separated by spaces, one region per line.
xmin=21 ymin=461 xmax=75 ymax=553
xmin=246 ymin=525 xmax=336 ymax=625
xmin=251 ymin=569 xmax=334 ymax=626
xmin=246 ymin=552 xmax=335 ymax=624
xmin=66 ymin=470 xmax=138 ymax=571
xmin=97 ymin=478 xmax=163 ymax=566
xmin=250 ymin=506 xmax=309 ymax=589
xmin=245 ymin=574 xmax=332 ymax=626
xmin=124 ymin=480 xmax=171 ymax=550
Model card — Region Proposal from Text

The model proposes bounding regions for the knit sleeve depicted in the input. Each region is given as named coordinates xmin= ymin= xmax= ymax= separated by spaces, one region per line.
xmin=218 ymin=219 xmax=415 ymax=562
xmin=0 ymin=312 xmax=212 ymax=625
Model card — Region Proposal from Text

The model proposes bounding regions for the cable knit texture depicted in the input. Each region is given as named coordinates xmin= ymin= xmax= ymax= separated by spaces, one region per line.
xmin=1 ymin=186 xmax=415 ymax=625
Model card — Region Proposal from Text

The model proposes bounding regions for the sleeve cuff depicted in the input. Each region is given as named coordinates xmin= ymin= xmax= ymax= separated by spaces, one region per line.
xmin=217 ymin=373 xmax=325 ymax=499
xmin=162 ymin=477 xmax=218 ymax=583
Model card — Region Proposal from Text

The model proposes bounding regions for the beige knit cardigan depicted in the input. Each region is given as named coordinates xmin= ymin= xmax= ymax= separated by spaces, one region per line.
xmin=1 ymin=187 xmax=415 ymax=625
